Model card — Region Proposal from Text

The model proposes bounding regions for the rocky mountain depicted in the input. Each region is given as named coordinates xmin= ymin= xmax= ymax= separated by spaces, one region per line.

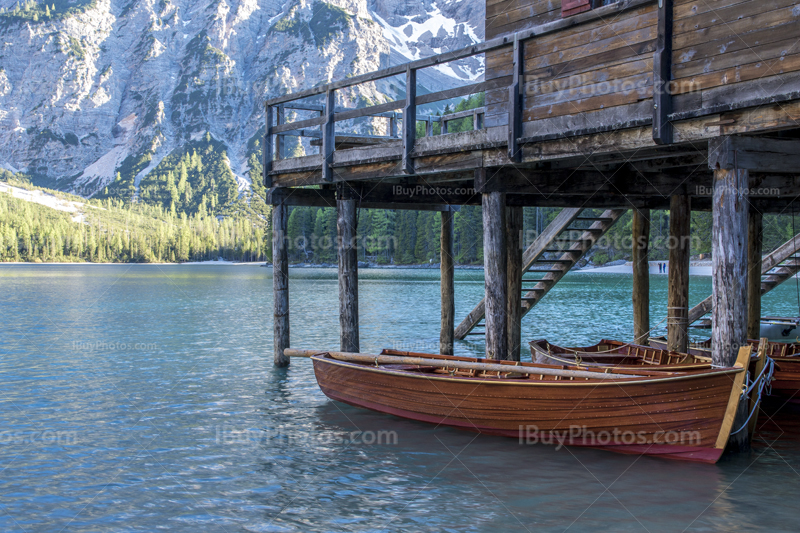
xmin=0 ymin=0 xmax=483 ymax=203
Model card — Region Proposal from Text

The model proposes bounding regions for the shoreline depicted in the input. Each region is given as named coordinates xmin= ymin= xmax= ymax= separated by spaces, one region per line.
xmin=0 ymin=259 xmax=717 ymax=275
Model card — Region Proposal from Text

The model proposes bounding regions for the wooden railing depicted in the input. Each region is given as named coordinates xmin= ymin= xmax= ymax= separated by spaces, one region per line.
xmin=262 ymin=0 xmax=656 ymax=186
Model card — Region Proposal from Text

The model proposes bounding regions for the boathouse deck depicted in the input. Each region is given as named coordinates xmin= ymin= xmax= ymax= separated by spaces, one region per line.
xmin=266 ymin=0 xmax=800 ymax=427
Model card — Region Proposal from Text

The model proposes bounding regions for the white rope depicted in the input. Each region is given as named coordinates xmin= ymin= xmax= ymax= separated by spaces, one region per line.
xmin=731 ymin=357 xmax=776 ymax=436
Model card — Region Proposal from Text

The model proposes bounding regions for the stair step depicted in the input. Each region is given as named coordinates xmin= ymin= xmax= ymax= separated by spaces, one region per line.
xmin=566 ymin=227 xmax=603 ymax=233
xmin=574 ymin=217 xmax=614 ymax=222
xmin=535 ymin=259 xmax=574 ymax=263
xmin=544 ymin=249 xmax=582 ymax=253
xmin=465 ymin=331 xmax=486 ymax=336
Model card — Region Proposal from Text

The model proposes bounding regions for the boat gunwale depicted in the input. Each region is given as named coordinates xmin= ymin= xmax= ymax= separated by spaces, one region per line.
xmin=311 ymin=354 xmax=743 ymax=386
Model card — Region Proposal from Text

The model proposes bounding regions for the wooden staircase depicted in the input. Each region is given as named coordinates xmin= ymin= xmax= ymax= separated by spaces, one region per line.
xmin=687 ymin=233 xmax=800 ymax=323
xmin=454 ymin=208 xmax=625 ymax=340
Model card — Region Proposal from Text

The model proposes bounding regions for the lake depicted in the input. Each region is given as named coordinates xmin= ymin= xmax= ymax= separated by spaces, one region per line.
xmin=1 ymin=264 xmax=799 ymax=532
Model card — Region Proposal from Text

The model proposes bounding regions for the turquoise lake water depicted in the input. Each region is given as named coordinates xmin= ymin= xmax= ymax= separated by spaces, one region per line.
xmin=1 ymin=264 xmax=799 ymax=532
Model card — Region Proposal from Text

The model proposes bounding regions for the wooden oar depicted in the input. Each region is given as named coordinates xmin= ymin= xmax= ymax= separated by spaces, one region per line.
xmin=285 ymin=349 xmax=647 ymax=379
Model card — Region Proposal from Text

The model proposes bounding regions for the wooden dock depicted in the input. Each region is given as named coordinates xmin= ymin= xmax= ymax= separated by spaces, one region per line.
xmin=265 ymin=0 xmax=800 ymax=450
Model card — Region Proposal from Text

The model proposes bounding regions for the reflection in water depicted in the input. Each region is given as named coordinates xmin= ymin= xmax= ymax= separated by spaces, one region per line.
xmin=0 ymin=265 xmax=799 ymax=532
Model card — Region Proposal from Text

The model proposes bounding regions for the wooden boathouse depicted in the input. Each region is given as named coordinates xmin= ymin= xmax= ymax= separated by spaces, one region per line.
xmin=265 ymin=0 xmax=800 ymax=400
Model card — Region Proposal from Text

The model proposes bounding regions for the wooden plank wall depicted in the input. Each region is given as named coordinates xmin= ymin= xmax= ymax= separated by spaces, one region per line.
xmin=522 ymin=3 xmax=657 ymax=136
xmin=671 ymin=0 xmax=800 ymax=105
xmin=484 ymin=0 xmax=562 ymax=129
xmin=483 ymin=0 xmax=800 ymax=141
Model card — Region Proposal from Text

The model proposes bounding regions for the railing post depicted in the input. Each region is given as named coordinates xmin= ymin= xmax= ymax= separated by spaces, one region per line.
xmin=403 ymin=66 xmax=416 ymax=174
xmin=322 ymin=89 xmax=335 ymax=182
xmin=389 ymin=113 xmax=397 ymax=138
xmin=508 ymin=35 xmax=524 ymax=162
xmin=474 ymin=109 xmax=482 ymax=130
xmin=441 ymin=117 xmax=449 ymax=135
xmin=426 ymin=117 xmax=433 ymax=138
xmin=653 ymin=0 xmax=674 ymax=144
xmin=276 ymin=104 xmax=285 ymax=160
xmin=264 ymin=104 xmax=273 ymax=187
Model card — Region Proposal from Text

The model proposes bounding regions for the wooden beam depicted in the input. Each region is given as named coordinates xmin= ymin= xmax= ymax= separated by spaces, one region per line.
xmin=483 ymin=190 xmax=508 ymax=360
xmin=508 ymin=34 xmax=524 ymax=162
xmin=338 ymin=192 xmax=359 ymax=353
xmin=440 ymin=208 xmax=455 ymax=355
xmin=747 ymin=210 xmax=763 ymax=340
xmin=668 ymin=195 xmax=690 ymax=353
xmin=266 ymin=186 xmax=468 ymax=211
xmin=403 ymin=66 xmax=416 ymax=174
xmin=712 ymin=170 xmax=749 ymax=365
xmin=652 ymin=0 xmax=673 ymax=144
xmin=506 ymin=206 xmax=523 ymax=361
xmin=712 ymin=167 xmax=750 ymax=452
xmin=264 ymin=105 xmax=273 ymax=187
xmin=322 ymin=90 xmax=335 ymax=182
xmin=709 ymin=137 xmax=800 ymax=173
xmin=632 ymin=208 xmax=651 ymax=344
xmin=272 ymin=203 xmax=290 ymax=367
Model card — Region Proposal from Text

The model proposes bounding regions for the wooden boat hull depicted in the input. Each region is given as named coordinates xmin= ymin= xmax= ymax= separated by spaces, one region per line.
xmin=530 ymin=339 xmax=710 ymax=369
xmin=649 ymin=337 xmax=800 ymax=399
xmin=311 ymin=354 xmax=744 ymax=464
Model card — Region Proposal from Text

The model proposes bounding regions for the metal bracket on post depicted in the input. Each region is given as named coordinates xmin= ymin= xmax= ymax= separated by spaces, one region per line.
xmin=653 ymin=0 xmax=674 ymax=145
xmin=403 ymin=65 xmax=416 ymax=174
xmin=508 ymin=34 xmax=524 ymax=162
xmin=322 ymin=89 xmax=335 ymax=182
xmin=264 ymin=104 xmax=273 ymax=188
xmin=276 ymin=104 xmax=285 ymax=160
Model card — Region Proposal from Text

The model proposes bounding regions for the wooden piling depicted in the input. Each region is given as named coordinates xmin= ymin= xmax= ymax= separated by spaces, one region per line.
xmin=272 ymin=203 xmax=290 ymax=367
xmin=668 ymin=195 xmax=690 ymax=353
xmin=747 ymin=210 xmax=763 ymax=340
xmin=483 ymin=191 xmax=508 ymax=360
xmin=440 ymin=208 xmax=455 ymax=355
xmin=712 ymin=168 xmax=749 ymax=451
xmin=338 ymin=195 xmax=360 ymax=353
xmin=506 ymin=206 xmax=523 ymax=361
xmin=632 ymin=209 xmax=651 ymax=345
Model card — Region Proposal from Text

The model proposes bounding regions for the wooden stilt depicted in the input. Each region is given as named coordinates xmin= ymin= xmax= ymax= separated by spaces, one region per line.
xmin=338 ymin=194 xmax=360 ymax=353
xmin=632 ymin=208 xmax=651 ymax=345
xmin=483 ymin=191 xmax=508 ymax=360
xmin=712 ymin=168 xmax=749 ymax=451
xmin=506 ymin=206 xmax=523 ymax=361
xmin=440 ymin=208 xmax=455 ymax=355
xmin=668 ymin=195 xmax=690 ymax=353
xmin=747 ymin=210 xmax=763 ymax=340
xmin=272 ymin=203 xmax=290 ymax=367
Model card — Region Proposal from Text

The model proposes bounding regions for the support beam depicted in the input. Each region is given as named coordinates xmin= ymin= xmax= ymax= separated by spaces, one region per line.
xmin=402 ymin=66 xmax=416 ymax=174
xmin=652 ymin=0 xmax=673 ymax=144
xmin=337 ymin=194 xmax=360 ymax=352
xmin=506 ymin=206 xmax=523 ymax=361
xmin=264 ymin=105 xmax=273 ymax=187
xmin=632 ymin=209 xmax=651 ymax=344
xmin=667 ymin=195 xmax=690 ymax=353
xmin=748 ymin=210 xmax=763 ymax=340
xmin=709 ymin=136 xmax=800 ymax=173
xmin=322 ymin=89 xmax=335 ymax=182
xmin=272 ymin=203 xmax=290 ymax=367
xmin=483 ymin=190 xmax=508 ymax=360
xmin=440 ymin=208 xmax=455 ymax=355
xmin=508 ymin=34 xmax=523 ymax=162
xmin=712 ymin=168 xmax=749 ymax=452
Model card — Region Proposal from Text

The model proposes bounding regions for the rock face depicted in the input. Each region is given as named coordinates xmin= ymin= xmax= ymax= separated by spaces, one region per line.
xmin=0 ymin=0 xmax=484 ymax=198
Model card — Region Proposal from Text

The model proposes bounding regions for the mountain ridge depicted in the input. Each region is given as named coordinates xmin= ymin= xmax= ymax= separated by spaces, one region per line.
xmin=0 ymin=0 xmax=484 ymax=203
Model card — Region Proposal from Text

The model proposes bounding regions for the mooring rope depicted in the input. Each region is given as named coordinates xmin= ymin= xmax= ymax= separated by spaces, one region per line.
xmin=730 ymin=356 xmax=776 ymax=436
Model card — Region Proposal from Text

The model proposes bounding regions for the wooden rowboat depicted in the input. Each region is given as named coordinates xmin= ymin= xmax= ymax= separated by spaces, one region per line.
xmin=287 ymin=347 xmax=751 ymax=464
xmin=529 ymin=339 xmax=711 ymax=369
xmin=649 ymin=336 xmax=800 ymax=398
